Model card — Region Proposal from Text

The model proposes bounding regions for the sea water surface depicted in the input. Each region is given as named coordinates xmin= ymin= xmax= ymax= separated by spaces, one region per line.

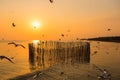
xmin=0 ymin=40 xmax=30 ymax=79
xmin=0 ymin=40 xmax=120 ymax=80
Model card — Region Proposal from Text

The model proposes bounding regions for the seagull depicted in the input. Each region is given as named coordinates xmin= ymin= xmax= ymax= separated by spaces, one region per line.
xmin=61 ymin=34 xmax=64 ymax=37
xmin=107 ymin=29 xmax=111 ymax=31
xmin=60 ymin=72 xmax=64 ymax=75
xmin=92 ymin=51 xmax=98 ymax=56
xmin=8 ymin=42 xmax=25 ymax=48
xmin=12 ymin=23 xmax=16 ymax=27
xmin=49 ymin=0 xmax=53 ymax=3
xmin=0 ymin=55 xmax=14 ymax=64
xmin=76 ymin=38 xmax=79 ymax=40
xmin=59 ymin=39 xmax=61 ymax=41
xmin=94 ymin=51 xmax=98 ymax=54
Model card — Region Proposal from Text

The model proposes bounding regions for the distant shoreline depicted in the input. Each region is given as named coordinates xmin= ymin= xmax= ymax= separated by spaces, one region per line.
xmin=81 ymin=36 xmax=120 ymax=43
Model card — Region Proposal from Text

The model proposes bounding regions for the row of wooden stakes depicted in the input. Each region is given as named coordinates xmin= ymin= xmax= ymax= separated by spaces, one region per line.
xmin=28 ymin=41 xmax=90 ymax=70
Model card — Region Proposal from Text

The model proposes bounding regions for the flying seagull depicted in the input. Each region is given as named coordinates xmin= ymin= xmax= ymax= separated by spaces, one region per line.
xmin=59 ymin=39 xmax=61 ymax=41
xmin=0 ymin=55 xmax=14 ymax=64
xmin=92 ymin=51 xmax=98 ymax=56
xmin=8 ymin=42 xmax=25 ymax=48
xmin=60 ymin=72 xmax=64 ymax=75
xmin=12 ymin=23 xmax=16 ymax=27
xmin=49 ymin=0 xmax=53 ymax=3
xmin=107 ymin=29 xmax=111 ymax=31
xmin=61 ymin=34 xmax=64 ymax=37
xmin=76 ymin=38 xmax=79 ymax=40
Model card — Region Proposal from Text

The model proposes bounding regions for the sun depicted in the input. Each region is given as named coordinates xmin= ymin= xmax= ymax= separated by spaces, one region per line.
xmin=32 ymin=21 xmax=40 ymax=28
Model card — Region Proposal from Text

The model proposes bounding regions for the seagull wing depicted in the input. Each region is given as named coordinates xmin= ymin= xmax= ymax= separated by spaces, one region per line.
xmin=18 ymin=44 xmax=25 ymax=48
xmin=2 ymin=56 xmax=14 ymax=64
xmin=12 ymin=23 xmax=16 ymax=27
xmin=94 ymin=51 xmax=97 ymax=53
xmin=49 ymin=0 xmax=53 ymax=3
xmin=8 ymin=42 xmax=16 ymax=45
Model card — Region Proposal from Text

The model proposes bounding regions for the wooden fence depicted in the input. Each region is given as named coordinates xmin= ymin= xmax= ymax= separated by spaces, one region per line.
xmin=28 ymin=41 xmax=90 ymax=70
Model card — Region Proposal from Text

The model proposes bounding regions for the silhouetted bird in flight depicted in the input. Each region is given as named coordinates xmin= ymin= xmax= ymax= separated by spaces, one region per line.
xmin=49 ymin=0 xmax=53 ymax=3
xmin=59 ymin=39 xmax=61 ymax=41
xmin=12 ymin=23 xmax=16 ymax=27
xmin=92 ymin=51 xmax=98 ymax=56
xmin=8 ymin=42 xmax=25 ymax=48
xmin=107 ymin=29 xmax=111 ymax=31
xmin=0 ymin=55 xmax=14 ymax=64
xmin=76 ymin=38 xmax=79 ymax=40
xmin=60 ymin=72 xmax=64 ymax=75
xmin=61 ymin=34 xmax=64 ymax=37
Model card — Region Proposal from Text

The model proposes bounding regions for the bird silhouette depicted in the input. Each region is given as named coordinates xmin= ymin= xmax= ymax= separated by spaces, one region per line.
xmin=60 ymin=72 xmax=64 ymax=76
xmin=59 ymin=39 xmax=61 ymax=41
xmin=93 ymin=64 xmax=111 ymax=79
xmin=76 ymin=38 xmax=79 ymax=40
xmin=61 ymin=34 xmax=64 ymax=37
xmin=94 ymin=51 xmax=97 ymax=54
xmin=107 ymin=29 xmax=111 ymax=31
xmin=0 ymin=55 xmax=14 ymax=64
xmin=12 ymin=23 xmax=16 ymax=27
xmin=8 ymin=42 xmax=25 ymax=48
xmin=49 ymin=0 xmax=53 ymax=3
xmin=92 ymin=51 xmax=98 ymax=56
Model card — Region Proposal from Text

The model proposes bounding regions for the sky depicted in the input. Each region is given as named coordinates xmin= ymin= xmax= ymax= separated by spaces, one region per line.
xmin=0 ymin=0 xmax=120 ymax=40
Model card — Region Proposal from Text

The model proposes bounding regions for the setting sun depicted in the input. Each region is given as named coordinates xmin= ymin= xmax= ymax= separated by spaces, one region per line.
xmin=0 ymin=0 xmax=120 ymax=79
xmin=32 ymin=21 xmax=40 ymax=28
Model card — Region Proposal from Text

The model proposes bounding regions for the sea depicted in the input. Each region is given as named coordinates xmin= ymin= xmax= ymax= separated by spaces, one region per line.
xmin=0 ymin=40 xmax=120 ymax=80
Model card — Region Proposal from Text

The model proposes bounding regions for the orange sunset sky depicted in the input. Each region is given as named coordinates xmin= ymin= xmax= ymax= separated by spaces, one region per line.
xmin=0 ymin=0 xmax=120 ymax=40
